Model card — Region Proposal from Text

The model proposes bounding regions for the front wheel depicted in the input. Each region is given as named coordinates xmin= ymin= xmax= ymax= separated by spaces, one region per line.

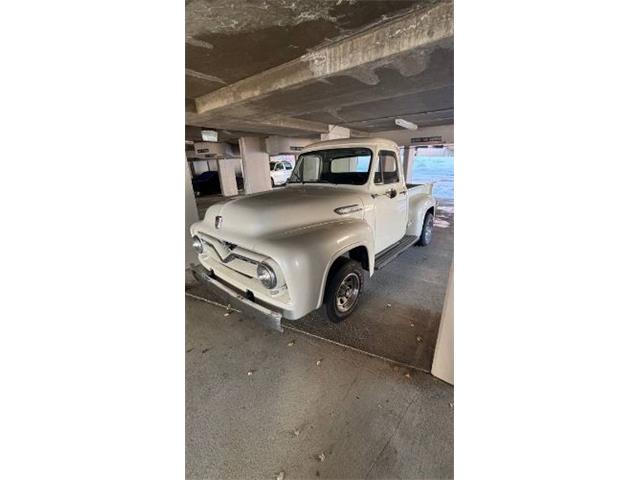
xmin=417 ymin=211 xmax=434 ymax=246
xmin=324 ymin=259 xmax=365 ymax=323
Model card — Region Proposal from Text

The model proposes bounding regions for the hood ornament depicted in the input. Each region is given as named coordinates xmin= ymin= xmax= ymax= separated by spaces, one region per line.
xmin=215 ymin=215 xmax=223 ymax=229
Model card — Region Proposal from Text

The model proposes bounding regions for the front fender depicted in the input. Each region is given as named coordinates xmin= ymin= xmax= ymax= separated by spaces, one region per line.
xmin=258 ymin=218 xmax=374 ymax=318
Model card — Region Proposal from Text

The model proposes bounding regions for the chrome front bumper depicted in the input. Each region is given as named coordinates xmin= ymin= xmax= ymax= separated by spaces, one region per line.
xmin=190 ymin=264 xmax=284 ymax=333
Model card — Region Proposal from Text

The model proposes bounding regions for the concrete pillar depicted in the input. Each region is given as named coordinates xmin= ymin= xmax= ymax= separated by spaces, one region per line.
xmin=239 ymin=137 xmax=272 ymax=194
xmin=185 ymin=158 xmax=199 ymax=268
xmin=403 ymin=146 xmax=416 ymax=183
xmin=216 ymin=158 xmax=238 ymax=196
xmin=432 ymin=264 xmax=453 ymax=384
xmin=321 ymin=125 xmax=350 ymax=141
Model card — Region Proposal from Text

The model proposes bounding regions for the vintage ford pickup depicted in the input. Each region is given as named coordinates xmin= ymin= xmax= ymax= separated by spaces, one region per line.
xmin=190 ymin=138 xmax=436 ymax=331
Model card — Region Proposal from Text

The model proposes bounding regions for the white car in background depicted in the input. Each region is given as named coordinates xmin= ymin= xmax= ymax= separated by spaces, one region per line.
xmin=270 ymin=160 xmax=294 ymax=186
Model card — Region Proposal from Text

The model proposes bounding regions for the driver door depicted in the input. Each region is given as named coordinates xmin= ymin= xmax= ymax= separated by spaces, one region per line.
xmin=371 ymin=150 xmax=408 ymax=253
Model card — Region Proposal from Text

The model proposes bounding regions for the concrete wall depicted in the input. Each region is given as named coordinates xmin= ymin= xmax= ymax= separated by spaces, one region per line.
xmin=190 ymin=158 xmax=242 ymax=176
xmin=431 ymin=264 xmax=453 ymax=384
xmin=415 ymin=145 xmax=454 ymax=157
xmin=185 ymin=159 xmax=199 ymax=268
xmin=193 ymin=141 xmax=237 ymax=158
xmin=377 ymin=124 xmax=454 ymax=146
xmin=265 ymin=136 xmax=317 ymax=155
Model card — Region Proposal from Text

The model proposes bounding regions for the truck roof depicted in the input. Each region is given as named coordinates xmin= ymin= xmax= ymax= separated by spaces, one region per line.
xmin=301 ymin=137 xmax=400 ymax=153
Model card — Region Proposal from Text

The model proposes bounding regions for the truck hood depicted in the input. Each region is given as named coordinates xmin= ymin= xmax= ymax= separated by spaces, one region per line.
xmin=203 ymin=185 xmax=365 ymax=238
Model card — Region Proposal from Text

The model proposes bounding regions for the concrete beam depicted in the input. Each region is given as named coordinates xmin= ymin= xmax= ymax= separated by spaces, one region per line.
xmin=265 ymin=136 xmax=317 ymax=155
xmin=321 ymin=125 xmax=350 ymax=141
xmin=194 ymin=1 xmax=453 ymax=115
xmin=349 ymin=130 xmax=371 ymax=138
xmin=379 ymin=124 xmax=454 ymax=146
xmin=186 ymin=112 xmax=331 ymax=134
xmin=259 ymin=116 xmax=329 ymax=134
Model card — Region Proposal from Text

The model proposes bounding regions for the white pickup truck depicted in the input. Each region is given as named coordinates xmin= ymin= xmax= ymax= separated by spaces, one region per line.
xmin=190 ymin=138 xmax=436 ymax=331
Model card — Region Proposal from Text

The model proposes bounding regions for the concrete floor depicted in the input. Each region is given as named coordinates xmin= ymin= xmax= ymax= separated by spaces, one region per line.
xmin=191 ymin=194 xmax=453 ymax=371
xmin=186 ymin=296 xmax=454 ymax=479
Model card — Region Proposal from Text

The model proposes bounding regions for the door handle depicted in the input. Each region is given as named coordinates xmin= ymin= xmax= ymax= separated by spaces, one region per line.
xmin=398 ymin=190 xmax=407 ymax=195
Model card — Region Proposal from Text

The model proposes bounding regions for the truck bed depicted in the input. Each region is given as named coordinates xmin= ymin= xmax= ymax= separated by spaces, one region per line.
xmin=407 ymin=182 xmax=434 ymax=196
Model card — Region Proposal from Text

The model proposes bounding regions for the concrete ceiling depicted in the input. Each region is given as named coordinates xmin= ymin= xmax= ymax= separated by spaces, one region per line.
xmin=186 ymin=0 xmax=453 ymax=139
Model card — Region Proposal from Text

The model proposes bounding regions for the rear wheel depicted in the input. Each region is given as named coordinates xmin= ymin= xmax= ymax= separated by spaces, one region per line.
xmin=417 ymin=211 xmax=434 ymax=246
xmin=324 ymin=259 xmax=365 ymax=323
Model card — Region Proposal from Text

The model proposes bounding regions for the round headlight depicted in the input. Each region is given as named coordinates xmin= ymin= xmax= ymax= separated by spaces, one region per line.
xmin=192 ymin=236 xmax=203 ymax=254
xmin=257 ymin=263 xmax=277 ymax=289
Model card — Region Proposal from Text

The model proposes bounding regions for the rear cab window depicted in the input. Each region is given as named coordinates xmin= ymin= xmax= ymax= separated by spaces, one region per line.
xmin=374 ymin=150 xmax=400 ymax=185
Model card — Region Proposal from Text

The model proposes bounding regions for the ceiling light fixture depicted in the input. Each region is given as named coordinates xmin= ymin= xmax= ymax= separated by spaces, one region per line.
xmin=394 ymin=118 xmax=418 ymax=130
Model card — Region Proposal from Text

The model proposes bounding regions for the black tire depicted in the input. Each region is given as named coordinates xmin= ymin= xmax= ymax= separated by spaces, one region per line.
xmin=271 ymin=178 xmax=276 ymax=187
xmin=324 ymin=258 xmax=366 ymax=323
xmin=417 ymin=211 xmax=434 ymax=246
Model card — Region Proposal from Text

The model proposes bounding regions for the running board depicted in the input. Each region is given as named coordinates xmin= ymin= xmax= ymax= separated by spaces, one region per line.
xmin=374 ymin=235 xmax=419 ymax=270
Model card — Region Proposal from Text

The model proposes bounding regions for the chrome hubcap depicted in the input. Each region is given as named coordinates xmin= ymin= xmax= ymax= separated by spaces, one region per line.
xmin=336 ymin=273 xmax=360 ymax=313
xmin=424 ymin=215 xmax=433 ymax=243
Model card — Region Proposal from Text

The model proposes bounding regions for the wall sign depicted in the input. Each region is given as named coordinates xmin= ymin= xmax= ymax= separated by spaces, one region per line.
xmin=411 ymin=136 xmax=443 ymax=143
xmin=290 ymin=146 xmax=304 ymax=151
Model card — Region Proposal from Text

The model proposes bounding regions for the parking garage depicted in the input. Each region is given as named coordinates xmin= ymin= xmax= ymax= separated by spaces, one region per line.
xmin=185 ymin=1 xmax=454 ymax=477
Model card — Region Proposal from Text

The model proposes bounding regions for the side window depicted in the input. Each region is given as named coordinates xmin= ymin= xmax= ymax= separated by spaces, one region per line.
xmin=276 ymin=163 xmax=284 ymax=171
xmin=379 ymin=151 xmax=399 ymax=184
xmin=285 ymin=162 xmax=292 ymax=170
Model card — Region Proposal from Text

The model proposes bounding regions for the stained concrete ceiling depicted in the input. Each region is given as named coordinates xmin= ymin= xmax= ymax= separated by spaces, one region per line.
xmin=186 ymin=0 xmax=453 ymax=139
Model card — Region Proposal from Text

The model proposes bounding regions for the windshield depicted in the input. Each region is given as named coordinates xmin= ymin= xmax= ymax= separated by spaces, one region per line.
xmin=289 ymin=148 xmax=372 ymax=185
